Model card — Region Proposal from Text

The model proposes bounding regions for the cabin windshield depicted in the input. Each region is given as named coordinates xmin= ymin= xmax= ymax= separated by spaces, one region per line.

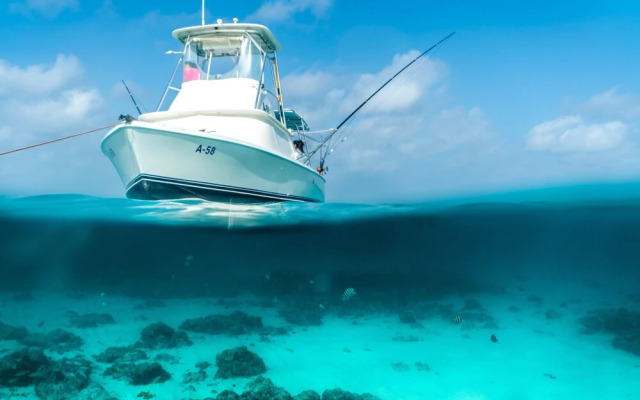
xmin=182 ymin=34 xmax=264 ymax=83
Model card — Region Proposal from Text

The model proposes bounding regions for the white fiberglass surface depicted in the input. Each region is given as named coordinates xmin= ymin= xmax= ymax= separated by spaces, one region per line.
xmin=169 ymin=79 xmax=260 ymax=112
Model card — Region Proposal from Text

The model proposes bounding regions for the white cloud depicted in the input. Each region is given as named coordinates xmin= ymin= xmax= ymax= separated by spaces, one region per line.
xmin=0 ymin=55 xmax=105 ymax=142
xmin=281 ymin=51 xmax=491 ymax=177
xmin=344 ymin=147 xmax=397 ymax=172
xmin=400 ymin=106 xmax=492 ymax=155
xmin=527 ymin=115 xmax=627 ymax=153
xmin=283 ymin=50 xmax=449 ymax=130
xmin=341 ymin=51 xmax=447 ymax=114
xmin=247 ymin=0 xmax=333 ymax=22
xmin=0 ymin=54 xmax=83 ymax=96
xmin=282 ymin=71 xmax=334 ymax=98
xmin=0 ymin=54 xmax=116 ymax=197
xmin=9 ymin=0 xmax=79 ymax=18
xmin=3 ymin=89 xmax=104 ymax=137
xmin=580 ymin=87 xmax=640 ymax=120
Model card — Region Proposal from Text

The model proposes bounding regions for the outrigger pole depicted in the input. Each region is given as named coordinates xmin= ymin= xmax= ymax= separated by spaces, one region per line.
xmin=306 ymin=31 xmax=456 ymax=169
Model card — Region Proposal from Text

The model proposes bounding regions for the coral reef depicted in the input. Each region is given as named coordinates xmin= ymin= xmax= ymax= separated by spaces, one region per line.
xmin=180 ymin=311 xmax=263 ymax=335
xmin=95 ymin=346 xmax=148 ymax=364
xmin=104 ymin=361 xmax=171 ymax=385
xmin=579 ymin=309 xmax=640 ymax=357
xmin=215 ymin=346 xmax=266 ymax=379
xmin=0 ymin=348 xmax=100 ymax=399
xmin=322 ymin=388 xmax=382 ymax=400
xmin=140 ymin=321 xmax=192 ymax=349
xmin=0 ymin=320 xmax=29 ymax=341
xmin=65 ymin=311 xmax=116 ymax=328
xmin=20 ymin=328 xmax=84 ymax=354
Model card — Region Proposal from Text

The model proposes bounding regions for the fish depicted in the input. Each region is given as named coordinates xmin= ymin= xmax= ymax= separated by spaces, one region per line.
xmin=342 ymin=287 xmax=357 ymax=302
xmin=454 ymin=314 xmax=462 ymax=324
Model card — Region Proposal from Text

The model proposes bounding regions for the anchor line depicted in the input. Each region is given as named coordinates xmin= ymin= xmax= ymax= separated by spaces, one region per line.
xmin=0 ymin=123 xmax=119 ymax=157
xmin=304 ymin=31 xmax=456 ymax=169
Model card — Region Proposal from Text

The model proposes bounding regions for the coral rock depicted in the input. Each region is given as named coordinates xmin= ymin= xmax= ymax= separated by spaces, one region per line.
xmin=65 ymin=311 xmax=116 ymax=328
xmin=321 ymin=389 xmax=382 ymax=400
xmin=215 ymin=346 xmax=266 ymax=379
xmin=104 ymin=362 xmax=171 ymax=385
xmin=0 ymin=348 xmax=51 ymax=387
xmin=0 ymin=321 xmax=29 ymax=341
xmin=241 ymin=376 xmax=292 ymax=400
xmin=95 ymin=346 xmax=148 ymax=364
xmin=180 ymin=311 xmax=263 ymax=335
xmin=140 ymin=322 xmax=192 ymax=349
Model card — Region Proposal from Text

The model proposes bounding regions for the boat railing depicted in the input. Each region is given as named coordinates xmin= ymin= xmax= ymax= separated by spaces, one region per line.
xmin=157 ymin=53 xmax=185 ymax=112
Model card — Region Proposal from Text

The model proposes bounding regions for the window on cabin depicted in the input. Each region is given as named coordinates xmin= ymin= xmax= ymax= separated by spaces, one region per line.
xmin=182 ymin=35 xmax=264 ymax=83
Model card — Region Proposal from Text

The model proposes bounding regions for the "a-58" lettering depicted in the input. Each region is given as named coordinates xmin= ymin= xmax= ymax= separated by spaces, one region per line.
xmin=195 ymin=145 xmax=216 ymax=155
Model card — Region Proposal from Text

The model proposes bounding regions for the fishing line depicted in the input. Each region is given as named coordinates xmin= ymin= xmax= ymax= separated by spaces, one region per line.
xmin=303 ymin=130 xmax=335 ymax=143
xmin=332 ymin=33 xmax=454 ymax=134
xmin=305 ymin=31 xmax=455 ymax=168
xmin=318 ymin=54 xmax=436 ymax=167
xmin=0 ymin=123 xmax=119 ymax=157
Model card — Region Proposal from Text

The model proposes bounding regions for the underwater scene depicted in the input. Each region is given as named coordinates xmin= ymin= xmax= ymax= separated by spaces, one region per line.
xmin=1 ymin=183 xmax=640 ymax=400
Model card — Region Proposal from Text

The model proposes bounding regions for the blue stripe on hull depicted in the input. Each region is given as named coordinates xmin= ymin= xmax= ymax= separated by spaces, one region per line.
xmin=126 ymin=174 xmax=319 ymax=203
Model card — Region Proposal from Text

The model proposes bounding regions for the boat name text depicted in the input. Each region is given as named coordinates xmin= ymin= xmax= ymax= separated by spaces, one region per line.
xmin=195 ymin=145 xmax=216 ymax=155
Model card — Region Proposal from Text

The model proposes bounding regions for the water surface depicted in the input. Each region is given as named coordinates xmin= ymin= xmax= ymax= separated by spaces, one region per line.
xmin=1 ymin=183 xmax=639 ymax=399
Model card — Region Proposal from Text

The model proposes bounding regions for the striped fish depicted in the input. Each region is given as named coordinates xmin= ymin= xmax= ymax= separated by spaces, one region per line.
xmin=454 ymin=314 xmax=462 ymax=324
xmin=342 ymin=287 xmax=357 ymax=302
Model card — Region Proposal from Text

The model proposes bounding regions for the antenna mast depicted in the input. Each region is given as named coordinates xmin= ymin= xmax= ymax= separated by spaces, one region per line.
xmin=201 ymin=0 xmax=205 ymax=25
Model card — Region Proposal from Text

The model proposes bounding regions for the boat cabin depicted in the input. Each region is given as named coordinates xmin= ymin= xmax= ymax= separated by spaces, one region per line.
xmin=159 ymin=23 xmax=286 ymax=118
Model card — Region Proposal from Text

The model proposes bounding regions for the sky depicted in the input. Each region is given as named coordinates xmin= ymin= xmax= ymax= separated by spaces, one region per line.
xmin=1 ymin=0 xmax=640 ymax=203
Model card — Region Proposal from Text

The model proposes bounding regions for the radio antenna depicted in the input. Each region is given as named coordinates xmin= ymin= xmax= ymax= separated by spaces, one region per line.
xmin=201 ymin=0 xmax=205 ymax=25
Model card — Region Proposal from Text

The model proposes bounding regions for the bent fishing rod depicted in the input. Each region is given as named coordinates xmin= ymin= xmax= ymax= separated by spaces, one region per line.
xmin=304 ymin=31 xmax=456 ymax=171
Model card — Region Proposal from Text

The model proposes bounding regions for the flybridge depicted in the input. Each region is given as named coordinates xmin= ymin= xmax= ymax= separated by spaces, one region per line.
xmin=172 ymin=23 xmax=282 ymax=53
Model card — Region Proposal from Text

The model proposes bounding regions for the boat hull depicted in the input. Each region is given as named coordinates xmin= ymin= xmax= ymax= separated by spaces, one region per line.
xmin=101 ymin=123 xmax=325 ymax=203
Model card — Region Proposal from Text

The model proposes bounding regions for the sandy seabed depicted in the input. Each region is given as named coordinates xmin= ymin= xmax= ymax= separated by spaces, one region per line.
xmin=0 ymin=274 xmax=639 ymax=400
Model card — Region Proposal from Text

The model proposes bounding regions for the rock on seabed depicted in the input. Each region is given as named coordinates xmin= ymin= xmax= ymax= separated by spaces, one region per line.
xmin=215 ymin=346 xmax=266 ymax=379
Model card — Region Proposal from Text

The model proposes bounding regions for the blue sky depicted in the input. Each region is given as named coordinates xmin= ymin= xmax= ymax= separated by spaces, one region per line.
xmin=1 ymin=0 xmax=640 ymax=203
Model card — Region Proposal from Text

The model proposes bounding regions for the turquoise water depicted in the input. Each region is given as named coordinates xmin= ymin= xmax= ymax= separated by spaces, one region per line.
xmin=1 ymin=182 xmax=640 ymax=399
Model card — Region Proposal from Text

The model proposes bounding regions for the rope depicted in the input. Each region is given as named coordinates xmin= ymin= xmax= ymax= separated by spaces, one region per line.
xmin=0 ymin=123 xmax=119 ymax=157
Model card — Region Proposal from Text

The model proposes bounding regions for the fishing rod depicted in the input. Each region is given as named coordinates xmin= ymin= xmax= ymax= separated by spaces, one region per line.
xmin=304 ymin=31 xmax=456 ymax=171
xmin=122 ymin=80 xmax=142 ymax=116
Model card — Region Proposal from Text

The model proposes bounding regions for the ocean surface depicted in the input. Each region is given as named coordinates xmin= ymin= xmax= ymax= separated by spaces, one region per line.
xmin=1 ymin=183 xmax=640 ymax=399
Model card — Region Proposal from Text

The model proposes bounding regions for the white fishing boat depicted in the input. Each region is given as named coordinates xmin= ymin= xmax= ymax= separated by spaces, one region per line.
xmin=101 ymin=20 xmax=325 ymax=203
